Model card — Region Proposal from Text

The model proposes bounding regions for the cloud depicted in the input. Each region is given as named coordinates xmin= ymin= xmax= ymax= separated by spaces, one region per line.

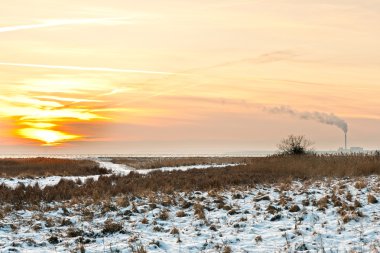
xmin=160 ymin=95 xmax=252 ymax=108
xmin=0 ymin=17 xmax=130 ymax=33
xmin=34 ymin=95 xmax=104 ymax=103
xmin=198 ymin=50 xmax=299 ymax=70
xmin=0 ymin=95 xmax=63 ymax=108
xmin=0 ymin=62 xmax=174 ymax=75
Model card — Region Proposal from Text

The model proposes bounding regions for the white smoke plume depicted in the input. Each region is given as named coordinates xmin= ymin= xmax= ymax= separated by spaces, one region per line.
xmin=264 ymin=106 xmax=348 ymax=133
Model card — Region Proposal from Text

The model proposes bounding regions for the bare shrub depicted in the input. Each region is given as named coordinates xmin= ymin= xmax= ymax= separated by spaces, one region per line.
xmin=266 ymin=205 xmax=281 ymax=214
xmin=255 ymin=235 xmax=263 ymax=243
xmin=153 ymin=226 xmax=163 ymax=232
xmin=66 ymin=227 xmax=83 ymax=237
xmin=60 ymin=218 xmax=73 ymax=226
xmin=170 ymin=226 xmax=179 ymax=235
xmin=302 ymin=198 xmax=310 ymax=206
xmin=194 ymin=203 xmax=206 ymax=220
xmin=342 ymin=214 xmax=351 ymax=224
xmin=278 ymin=135 xmax=314 ymax=155
xmin=176 ymin=210 xmax=186 ymax=217
xmin=44 ymin=218 xmax=55 ymax=228
xmin=354 ymin=199 xmax=362 ymax=208
xmin=133 ymin=246 xmax=147 ymax=253
xmin=317 ymin=196 xmax=329 ymax=210
xmin=346 ymin=192 xmax=352 ymax=202
xmin=355 ymin=180 xmax=367 ymax=189
xmin=141 ymin=217 xmax=149 ymax=224
xmin=102 ymin=219 xmax=123 ymax=234
xmin=158 ymin=209 xmax=169 ymax=220
xmin=368 ymin=194 xmax=378 ymax=204
xmin=115 ymin=196 xmax=129 ymax=207
xmin=47 ymin=236 xmax=59 ymax=244
xmin=223 ymin=246 xmax=232 ymax=253
xmin=289 ymin=205 xmax=300 ymax=212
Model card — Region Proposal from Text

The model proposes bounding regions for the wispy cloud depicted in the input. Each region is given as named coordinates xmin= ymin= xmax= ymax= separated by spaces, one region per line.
xmin=0 ymin=95 xmax=63 ymax=108
xmin=0 ymin=17 xmax=130 ymax=33
xmin=34 ymin=95 xmax=104 ymax=103
xmin=0 ymin=62 xmax=174 ymax=75
xmin=203 ymin=50 xmax=299 ymax=70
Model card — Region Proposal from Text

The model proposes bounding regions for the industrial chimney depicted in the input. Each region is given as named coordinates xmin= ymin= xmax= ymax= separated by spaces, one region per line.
xmin=345 ymin=133 xmax=347 ymax=150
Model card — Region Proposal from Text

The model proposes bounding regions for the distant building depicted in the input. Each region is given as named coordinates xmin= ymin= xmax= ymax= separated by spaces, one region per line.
xmin=350 ymin=147 xmax=364 ymax=153
xmin=338 ymin=147 xmax=349 ymax=153
xmin=337 ymin=147 xmax=364 ymax=153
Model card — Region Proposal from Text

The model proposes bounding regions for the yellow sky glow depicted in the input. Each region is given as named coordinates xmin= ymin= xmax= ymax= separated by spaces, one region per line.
xmin=17 ymin=128 xmax=81 ymax=146
xmin=0 ymin=0 xmax=380 ymax=151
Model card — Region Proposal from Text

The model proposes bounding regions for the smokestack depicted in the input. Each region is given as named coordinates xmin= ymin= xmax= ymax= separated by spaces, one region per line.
xmin=345 ymin=133 xmax=347 ymax=150
xmin=263 ymin=106 xmax=350 ymax=150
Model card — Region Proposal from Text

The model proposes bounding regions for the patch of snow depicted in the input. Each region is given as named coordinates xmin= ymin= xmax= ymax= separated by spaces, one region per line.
xmin=135 ymin=163 xmax=240 ymax=174
xmin=2 ymin=176 xmax=380 ymax=252
xmin=0 ymin=175 xmax=101 ymax=189
xmin=0 ymin=161 xmax=240 ymax=189
xmin=97 ymin=160 xmax=134 ymax=175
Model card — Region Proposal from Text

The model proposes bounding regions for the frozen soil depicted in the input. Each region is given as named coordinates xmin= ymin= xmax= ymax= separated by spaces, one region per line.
xmin=1 ymin=176 xmax=380 ymax=252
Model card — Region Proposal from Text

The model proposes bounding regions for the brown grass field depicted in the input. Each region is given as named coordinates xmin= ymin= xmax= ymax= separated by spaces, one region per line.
xmin=0 ymin=158 xmax=108 ymax=178
xmin=110 ymin=157 xmax=249 ymax=169
xmin=1 ymin=154 xmax=380 ymax=206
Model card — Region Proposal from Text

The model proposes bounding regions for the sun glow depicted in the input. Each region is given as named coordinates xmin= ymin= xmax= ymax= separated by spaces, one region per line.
xmin=22 ymin=122 xmax=57 ymax=128
xmin=0 ymin=77 xmax=113 ymax=146
xmin=17 ymin=128 xmax=81 ymax=146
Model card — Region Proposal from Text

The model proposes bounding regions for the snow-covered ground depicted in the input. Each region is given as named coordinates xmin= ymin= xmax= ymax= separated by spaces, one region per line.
xmin=0 ymin=160 xmax=239 ymax=189
xmin=1 ymin=175 xmax=380 ymax=252
xmin=0 ymin=175 xmax=102 ymax=189
xmin=97 ymin=159 xmax=240 ymax=175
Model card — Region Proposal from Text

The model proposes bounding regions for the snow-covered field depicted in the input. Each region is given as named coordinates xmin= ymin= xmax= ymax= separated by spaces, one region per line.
xmin=1 ymin=170 xmax=380 ymax=252
xmin=1 ymin=159 xmax=380 ymax=252
xmin=0 ymin=160 xmax=239 ymax=189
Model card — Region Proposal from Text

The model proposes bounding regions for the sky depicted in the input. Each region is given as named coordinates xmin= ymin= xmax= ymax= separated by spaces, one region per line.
xmin=0 ymin=0 xmax=380 ymax=154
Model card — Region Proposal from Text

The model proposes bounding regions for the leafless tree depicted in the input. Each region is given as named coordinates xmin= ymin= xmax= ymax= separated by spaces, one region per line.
xmin=278 ymin=135 xmax=314 ymax=155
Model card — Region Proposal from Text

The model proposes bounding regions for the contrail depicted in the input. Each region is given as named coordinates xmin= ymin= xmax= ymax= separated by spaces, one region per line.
xmin=0 ymin=18 xmax=129 ymax=33
xmin=0 ymin=62 xmax=174 ymax=75
xmin=264 ymin=105 xmax=348 ymax=133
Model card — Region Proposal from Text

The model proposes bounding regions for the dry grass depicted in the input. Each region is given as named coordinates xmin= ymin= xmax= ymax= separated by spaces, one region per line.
xmin=367 ymin=194 xmax=378 ymax=204
xmin=194 ymin=203 xmax=206 ymax=220
xmin=2 ymin=154 xmax=380 ymax=205
xmin=0 ymin=158 xmax=107 ymax=178
xmin=110 ymin=157 xmax=247 ymax=169
xmin=223 ymin=246 xmax=232 ymax=253
xmin=158 ymin=209 xmax=169 ymax=220
xmin=176 ymin=210 xmax=186 ymax=217
xmin=170 ymin=226 xmax=180 ymax=235
xmin=102 ymin=219 xmax=123 ymax=234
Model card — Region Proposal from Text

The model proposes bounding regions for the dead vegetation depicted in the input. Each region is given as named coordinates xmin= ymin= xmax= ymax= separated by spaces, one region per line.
xmin=102 ymin=219 xmax=123 ymax=234
xmin=2 ymin=155 xmax=380 ymax=204
xmin=0 ymin=158 xmax=107 ymax=178
xmin=176 ymin=210 xmax=186 ymax=217
xmin=110 ymin=156 xmax=247 ymax=169
xmin=367 ymin=194 xmax=378 ymax=204
xmin=0 ymin=173 xmax=380 ymax=252
xmin=194 ymin=203 xmax=206 ymax=220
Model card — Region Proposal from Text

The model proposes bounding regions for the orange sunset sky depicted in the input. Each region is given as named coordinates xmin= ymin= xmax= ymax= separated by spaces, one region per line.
xmin=0 ymin=0 xmax=379 ymax=154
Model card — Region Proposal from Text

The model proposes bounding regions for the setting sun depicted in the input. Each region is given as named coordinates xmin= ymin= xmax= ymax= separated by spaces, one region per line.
xmin=1 ymin=1 xmax=380 ymax=252
xmin=0 ymin=0 xmax=380 ymax=153
xmin=17 ymin=128 xmax=81 ymax=146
